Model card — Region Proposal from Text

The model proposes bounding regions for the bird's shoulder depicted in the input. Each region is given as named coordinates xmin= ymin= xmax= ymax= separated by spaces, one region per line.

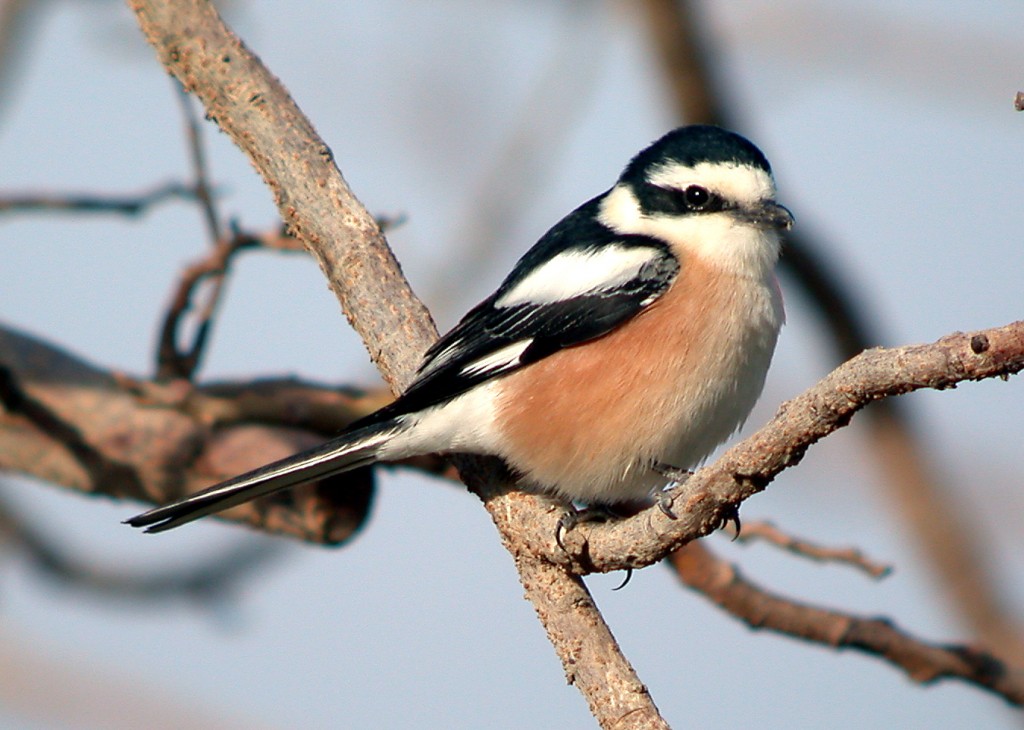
xmin=377 ymin=194 xmax=681 ymax=420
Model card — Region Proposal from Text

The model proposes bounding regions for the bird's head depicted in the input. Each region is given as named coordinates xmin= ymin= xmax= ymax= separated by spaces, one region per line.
xmin=598 ymin=125 xmax=793 ymax=275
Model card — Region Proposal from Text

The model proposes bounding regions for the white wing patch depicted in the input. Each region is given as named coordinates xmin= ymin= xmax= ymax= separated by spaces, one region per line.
xmin=494 ymin=245 xmax=660 ymax=308
xmin=458 ymin=340 xmax=533 ymax=377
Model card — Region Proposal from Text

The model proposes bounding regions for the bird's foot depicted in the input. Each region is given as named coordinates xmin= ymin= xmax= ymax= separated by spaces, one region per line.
xmin=555 ymin=505 xmax=637 ymax=590
xmin=652 ymin=462 xmax=693 ymax=519
xmin=721 ymin=503 xmax=742 ymax=538
xmin=555 ymin=504 xmax=619 ymax=552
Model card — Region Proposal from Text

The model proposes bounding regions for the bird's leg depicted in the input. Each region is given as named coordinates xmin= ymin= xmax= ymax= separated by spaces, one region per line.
xmin=652 ymin=461 xmax=693 ymax=519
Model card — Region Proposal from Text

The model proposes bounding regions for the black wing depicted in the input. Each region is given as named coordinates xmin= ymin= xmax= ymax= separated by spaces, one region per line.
xmin=366 ymin=195 xmax=680 ymax=423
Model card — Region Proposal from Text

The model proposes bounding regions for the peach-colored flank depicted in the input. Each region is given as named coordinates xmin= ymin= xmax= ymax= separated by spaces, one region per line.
xmin=493 ymin=257 xmax=781 ymax=504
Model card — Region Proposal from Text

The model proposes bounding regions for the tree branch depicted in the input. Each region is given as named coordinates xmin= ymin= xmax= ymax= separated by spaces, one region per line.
xmin=549 ymin=322 xmax=1024 ymax=572
xmin=669 ymin=542 xmax=1024 ymax=706
xmin=153 ymin=85 xmax=228 ymax=380
xmin=0 ymin=324 xmax=377 ymax=544
xmin=154 ymin=224 xmax=304 ymax=380
xmin=126 ymin=2 xmax=664 ymax=726
xmin=128 ymin=0 xmax=435 ymax=388
xmin=639 ymin=0 xmax=1024 ymax=666
xmin=0 ymin=182 xmax=201 ymax=215
xmin=729 ymin=520 xmax=892 ymax=579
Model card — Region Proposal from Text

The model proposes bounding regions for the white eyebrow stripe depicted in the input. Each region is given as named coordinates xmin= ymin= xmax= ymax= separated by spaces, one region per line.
xmin=459 ymin=340 xmax=533 ymax=376
xmin=598 ymin=181 xmax=782 ymax=274
xmin=494 ymin=246 xmax=661 ymax=308
xmin=646 ymin=160 xmax=775 ymax=206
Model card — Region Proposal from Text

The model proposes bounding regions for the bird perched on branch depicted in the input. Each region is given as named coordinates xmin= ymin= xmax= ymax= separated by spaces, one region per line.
xmin=127 ymin=125 xmax=791 ymax=534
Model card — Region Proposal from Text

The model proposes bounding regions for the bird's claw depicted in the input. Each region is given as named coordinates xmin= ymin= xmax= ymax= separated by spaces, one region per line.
xmin=656 ymin=491 xmax=677 ymax=519
xmin=555 ymin=505 xmax=637 ymax=590
xmin=652 ymin=461 xmax=692 ymax=520
xmin=554 ymin=505 xmax=618 ymax=552
xmin=721 ymin=503 xmax=742 ymax=538
xmin=611 ymin=569 xmax=633 ymax=591
xmin=555 ymin=510 xmax=578 ymax=553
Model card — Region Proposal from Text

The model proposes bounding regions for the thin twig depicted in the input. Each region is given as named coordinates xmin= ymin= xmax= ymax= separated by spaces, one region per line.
xmin=0 ymin=182 xmax=200 ymax=215
xmin=668 ymin=542 xmax=1024 ymax=706
xmin=175 ymin=83 xmax=222 ymax=241
xmin=159 ymin=84 xmax=233 ymax=380
xmin=154 ymin=226 xmax=303 ymax=380
xmin=155 ymin=231 xmax=239 ymax=380
xmin=730 ymin=520 xmax=892 ymax=579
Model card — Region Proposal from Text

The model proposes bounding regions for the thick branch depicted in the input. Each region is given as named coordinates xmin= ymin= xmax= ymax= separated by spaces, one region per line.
xmin=0 ymin=324 xmax=378 ymax=544
xmin=126 ymin=2 xmax=661 ymax=726
xmin=549 ymin=322 xmax=1024 ymax=572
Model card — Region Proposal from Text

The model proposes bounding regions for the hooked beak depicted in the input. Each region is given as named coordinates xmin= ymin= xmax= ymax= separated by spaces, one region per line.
xmin=738 ymin=201 xmax=794 ymax=231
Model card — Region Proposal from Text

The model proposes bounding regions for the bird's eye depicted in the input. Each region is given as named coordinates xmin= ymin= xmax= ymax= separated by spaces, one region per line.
xmin=682 ymin=185 xmax=711 ymax=209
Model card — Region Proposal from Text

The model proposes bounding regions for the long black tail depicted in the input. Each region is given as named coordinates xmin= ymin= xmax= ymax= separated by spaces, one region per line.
xmin=125 ymin=421 xmax=401 ymax=533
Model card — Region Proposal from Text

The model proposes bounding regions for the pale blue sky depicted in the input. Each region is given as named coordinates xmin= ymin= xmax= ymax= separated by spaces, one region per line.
xmin=1 ymin=1 xmax=1022 ymax=728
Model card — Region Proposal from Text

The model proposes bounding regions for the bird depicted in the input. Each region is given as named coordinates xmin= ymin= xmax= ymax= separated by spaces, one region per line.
xmin=126 ymin=125 xmax=791 ymax=534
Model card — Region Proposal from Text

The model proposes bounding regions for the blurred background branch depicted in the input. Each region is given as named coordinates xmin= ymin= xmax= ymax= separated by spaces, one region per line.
xmin=0 ymin=485 xmax=279 ymax=605
xmin=0 ymin=182 xmax=202 ymax=215
xmin=0 ymin=0 xmax=1020 ymax=727
xmin=669 ymin=541 xmax=1024 ymax=705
